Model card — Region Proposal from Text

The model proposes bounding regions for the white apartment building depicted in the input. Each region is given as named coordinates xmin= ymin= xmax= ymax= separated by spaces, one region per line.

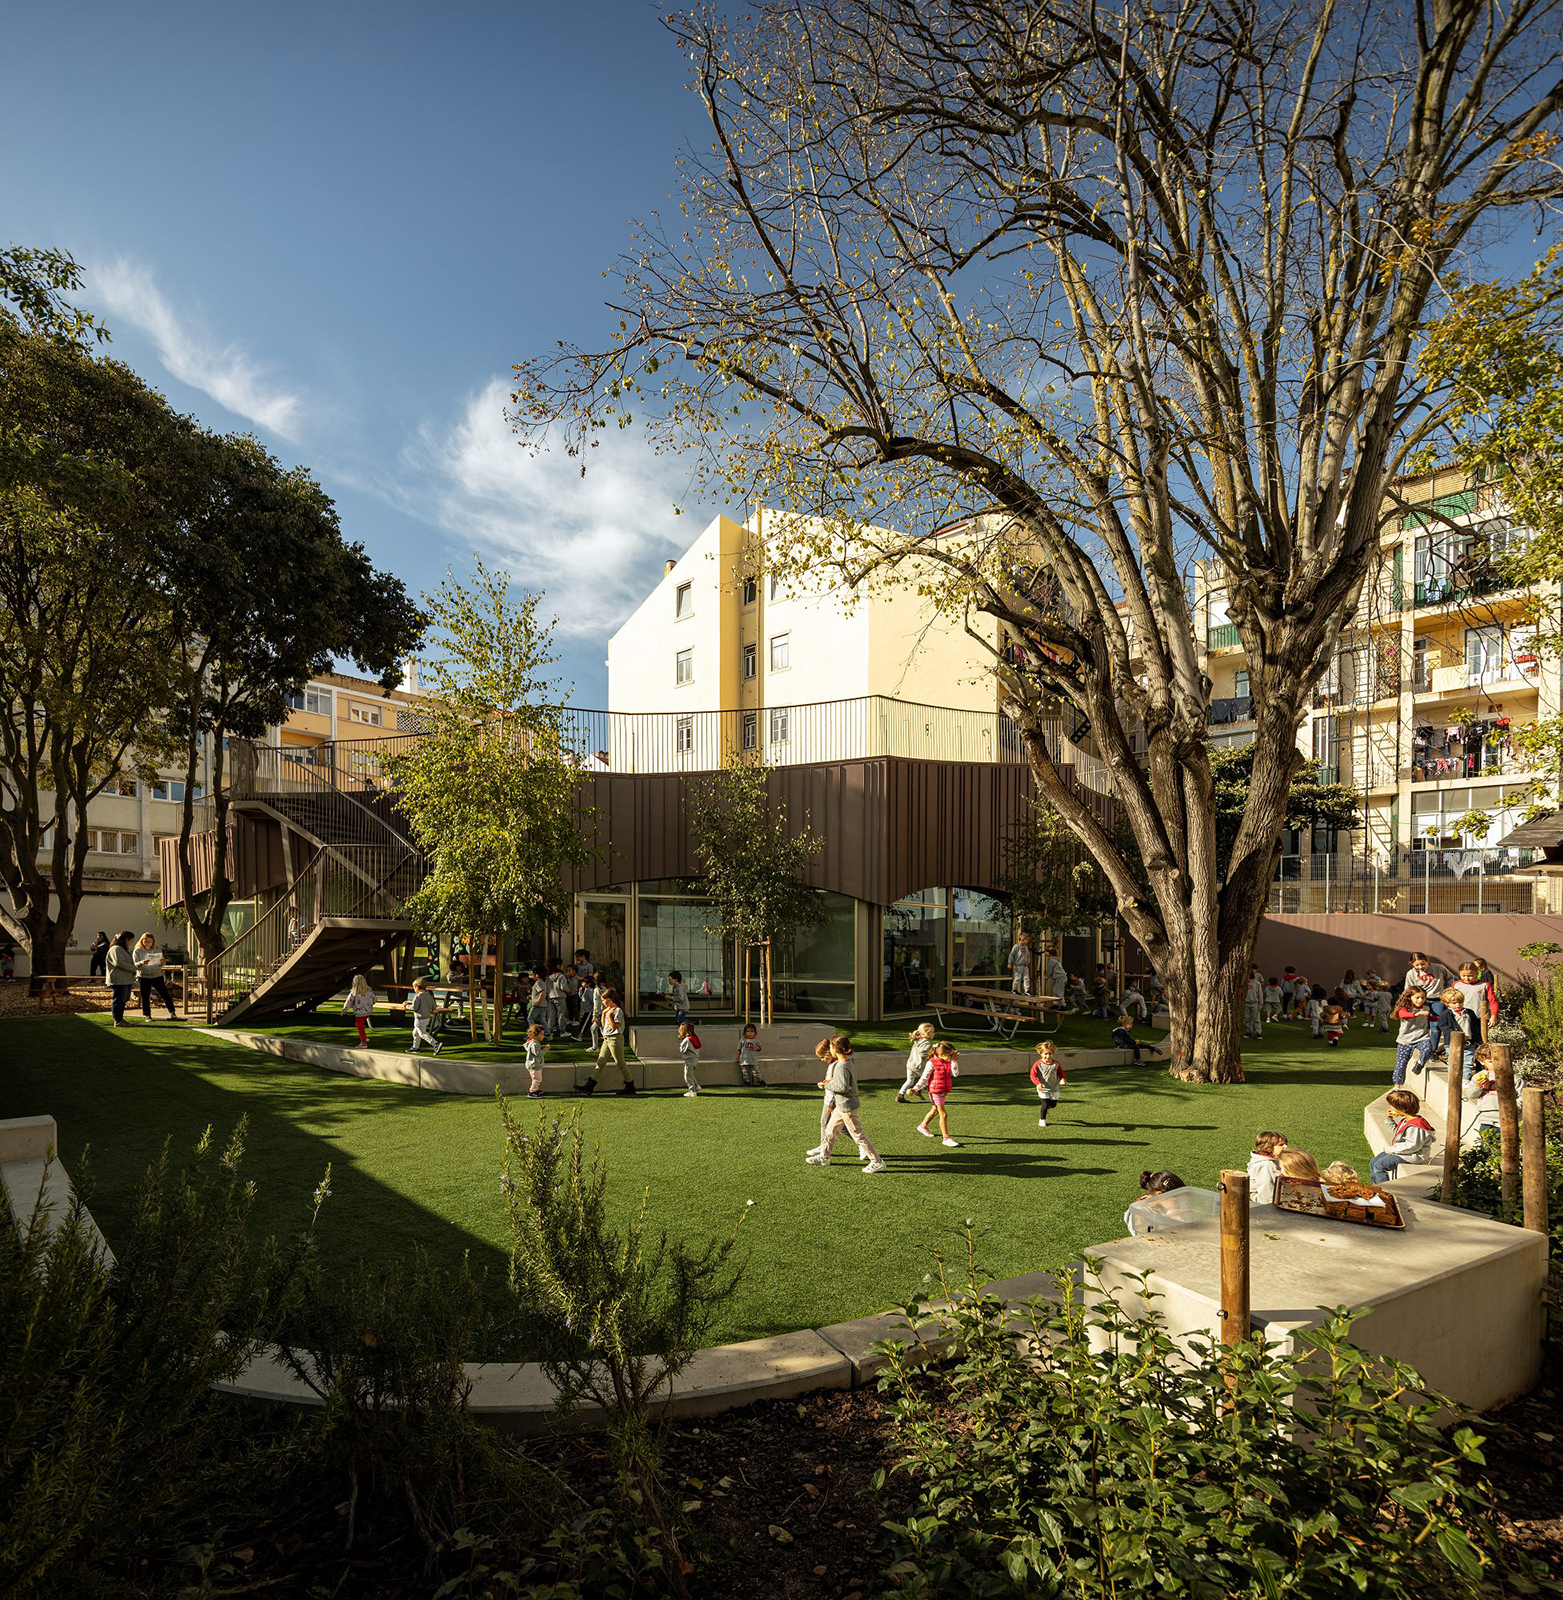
xmin=607 ymin=511 xmax=1006 ymax=767
xmin=1198 ymin=467 xmax=1562 ymax=914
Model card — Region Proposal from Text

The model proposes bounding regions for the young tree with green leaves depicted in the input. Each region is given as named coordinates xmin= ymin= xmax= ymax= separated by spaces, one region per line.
xmin=515 ymin=0 xmax=1563 ymax=1081
xmin=686 ymin=754 xmax=825 ymax=1025
xmin=388 ymin=562 xmax=595 ymax=1040
xmin=994 ymin=795 xmax=1123 ymax=951
xmin=0 ymin=320 xmax=184 ymax=980
xmin=164 ymin=429 xmax=424 ymax=966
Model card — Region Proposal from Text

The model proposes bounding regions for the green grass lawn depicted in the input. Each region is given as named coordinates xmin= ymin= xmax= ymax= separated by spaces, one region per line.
xmin=250 ymin=1007 xmax=1124 ymax=1062
xmin=1 ymin=1015 xmax=1390 ymax=1348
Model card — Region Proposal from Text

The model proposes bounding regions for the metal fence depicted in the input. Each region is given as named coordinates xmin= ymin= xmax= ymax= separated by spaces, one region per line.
xmin=226 ymin=695 xmax=1116 ymax=793
xmin=1269 ymin=850 xmax=1538 ymax=915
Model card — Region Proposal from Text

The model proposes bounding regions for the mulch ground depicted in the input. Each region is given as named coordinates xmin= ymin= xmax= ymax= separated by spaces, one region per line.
xmin=0 ymin=978 xmax=114 ymax=1019
xmin=1482 ymin=1371 xmax=1563 ymax=1576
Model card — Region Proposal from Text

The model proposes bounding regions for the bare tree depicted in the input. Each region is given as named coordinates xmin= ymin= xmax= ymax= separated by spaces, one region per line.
xmin=515 ymin=0 xmax=1563 ymax=1081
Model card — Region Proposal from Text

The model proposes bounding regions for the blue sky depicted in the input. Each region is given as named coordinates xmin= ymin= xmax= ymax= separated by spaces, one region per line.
xmin=2 ymin=1 xmax=720 ymax=702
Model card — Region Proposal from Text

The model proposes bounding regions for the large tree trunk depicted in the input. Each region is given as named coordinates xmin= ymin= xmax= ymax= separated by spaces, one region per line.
xmin=23 ymin=911 xmax=73 ymax=991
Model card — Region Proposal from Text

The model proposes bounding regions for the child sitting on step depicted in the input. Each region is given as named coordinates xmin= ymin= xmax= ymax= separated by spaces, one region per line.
xmin=1370 ymin=1089 xmax=1435 ymax=1186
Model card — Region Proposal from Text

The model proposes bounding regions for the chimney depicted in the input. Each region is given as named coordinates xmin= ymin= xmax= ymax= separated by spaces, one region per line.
xmin=664 ymin=559 xmax=677 ymax=576
xmin=402 ymin=658 xmax=422 ymax=696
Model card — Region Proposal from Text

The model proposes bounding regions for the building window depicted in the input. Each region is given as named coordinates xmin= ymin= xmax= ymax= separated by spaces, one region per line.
xmin=87 ymin=829 xmax=138 ymax=855
xmin=742 ymin=711 xmax=757 ymax=750
xmin=675 ymin=581 xmax=694 ymax=619
xmin=120 ymin=831 xmax=138 ymax=856
xmin=675 ymin=714 xmax=694 ymax=754
xmin=769 ymin=633 xmax=790 ymax=671
xmin=675 ymin=649 xmax=693 ymax=686
xmin=348 ymin=704 xmax=383 ymax=726
xmin=742 ymin=643 xmax=757 ymax=679
xmin=769 ymin=707 xmax=790 ymax=745
xmin=151 ymin=780 xmax=203 ymax=802
xmin=285 ymin=686 xmax=332 ymax=715
xmin=116 ymin=777 xmax=138 ymax=797
xmin=742 ymin=577 xmax=757 ymax=606
xmin=1233 ymin=669 xmax=1249 ymax=699
xmin=768 ymin=574 xmax=785 ymax=601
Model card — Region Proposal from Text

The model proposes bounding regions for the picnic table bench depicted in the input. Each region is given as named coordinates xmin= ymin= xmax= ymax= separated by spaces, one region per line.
xmin=28 ymin=975 xmax=76 ymax=1009
xmin=934 ymin=982 xmax=1064 ymax=1040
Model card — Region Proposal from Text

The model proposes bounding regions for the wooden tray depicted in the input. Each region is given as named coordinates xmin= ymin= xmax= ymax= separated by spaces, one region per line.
xmin=1273 ymin=1176 xmax=1406 ymax=1229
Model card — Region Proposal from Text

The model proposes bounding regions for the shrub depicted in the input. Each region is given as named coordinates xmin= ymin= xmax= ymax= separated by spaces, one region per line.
xmin=277 ymin=1248 xmax=534 ymax=1556
xmin=872 ymin=1253 xmax=1552 ymax=1599
xmin=0 ymin=1122 xmax=320 ymax=1596
xmin=1519 ymin=970 xmax=1563 ymax=1071
xmin=498 ymin=1099 xmax=749 ymax=1598
xmin=1455 ymin=1109 xmax=1563 ymax=1239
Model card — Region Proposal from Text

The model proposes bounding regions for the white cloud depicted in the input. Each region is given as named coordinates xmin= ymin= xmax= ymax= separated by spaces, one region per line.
xmin=408 ymin=378 xmax=697 ymax=638
xmin=87 ymin=258 xmax=305 ymax=440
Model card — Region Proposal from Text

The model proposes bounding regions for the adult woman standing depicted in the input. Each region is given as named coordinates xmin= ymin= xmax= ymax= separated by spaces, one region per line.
xmin=105 ymin=932 xmax=137 ymax=1027
xmin=133 ymin=932 xmax=178 ymax=1021
xmin=88 ymin=931 xmax=110 ymax=978
xmin=582 ymin=986 xmax=634 ymax=1096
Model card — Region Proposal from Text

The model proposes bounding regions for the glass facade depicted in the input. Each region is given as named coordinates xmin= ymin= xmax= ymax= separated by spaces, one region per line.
xmin=636 ymin=882 xmax=731 ymax=1016
xmin=951 ymin=888 xmax=1011 ymax=983
xmin=883 ymin=887 xmax=947 ymax=1013
xmin=752 ymin=891 xmax=856 ymax=1018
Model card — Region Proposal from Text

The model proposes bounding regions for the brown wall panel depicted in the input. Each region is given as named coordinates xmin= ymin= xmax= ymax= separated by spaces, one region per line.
xmin=1255 ymin=911 xmax=1563 ymax=986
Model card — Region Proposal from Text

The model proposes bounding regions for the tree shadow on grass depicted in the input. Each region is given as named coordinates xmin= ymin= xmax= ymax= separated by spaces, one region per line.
xmin=1 ymin=1014 xmax=516 ymax=1298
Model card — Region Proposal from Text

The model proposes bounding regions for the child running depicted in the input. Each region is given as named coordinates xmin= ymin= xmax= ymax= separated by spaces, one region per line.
xmin=806 ymin=1038 xmax=836 ymax=1158
xmin=407 ymin=976 xmax=442 ymax=1056
xmin=1246 ymin=1130 xmax=1286 ymax=1205
xmin=678 ymin=1019 xmax=702 ymax=1096
xmin=897 ymin=1021 xmax=936 ymax=1103
xmin=341 ymin=973 xmax=374 ymax=1047
xmin=1030 ymin=1039 xmax=1065 ymax=1129
xmin=1320 ymin=992 xmax=1348 ymax=1047
xmin=807 ymin=1036 xmax=887 ymax=1173
xmin=524 ymin=1022 xmax=546 ymax=1098
xmin=736 ymin=1022 xmax=766 ymax=1087
xmin=914 ymin=1042 xmax=961 ymax=1147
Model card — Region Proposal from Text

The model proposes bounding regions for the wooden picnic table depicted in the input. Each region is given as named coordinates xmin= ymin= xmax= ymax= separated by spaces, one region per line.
xmin=937 ymin=981 xmax=1064 ymax=1040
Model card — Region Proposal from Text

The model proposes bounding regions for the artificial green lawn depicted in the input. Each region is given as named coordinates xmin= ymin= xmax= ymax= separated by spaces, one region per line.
xmin=250 ymin=1007 xmax=1121 ymax=1064
xmin=2 ymin=1014 xmax=1391 ymax=1347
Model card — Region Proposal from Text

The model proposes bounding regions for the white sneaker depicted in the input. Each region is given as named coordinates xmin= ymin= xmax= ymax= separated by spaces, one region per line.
xmin=805 ymin=1153 xmax=829 ymax=1166
xmin=917 ymin=1125 xmax=935 ymax=1138
xmin=1038 ymin=1117 xmax=1048 ymax=1128
xmin=862 ymin=1160 xmax=888 ymax=1174
xmin=942 ymin=1137 xmax=960 ymax=1147
xmin=431 ymin=1041 xmax=442 ymax=1056
xmin=683 ymin=1089 xmax=699 ymax=1097
xmin=805 ymin=1145 xmax=824 ymax=1157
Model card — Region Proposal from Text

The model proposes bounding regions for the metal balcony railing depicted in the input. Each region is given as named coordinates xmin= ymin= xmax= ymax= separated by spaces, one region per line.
xmin=1209 ymin=695 xmax=1253 ymax=725
xmin=229 ymin=696 xmax=1117 ymax=792
xmin=1207 ymin=624 xmax=1241 ymax=651
xmin=1269 ymin=848 xmax=1538 ymax=915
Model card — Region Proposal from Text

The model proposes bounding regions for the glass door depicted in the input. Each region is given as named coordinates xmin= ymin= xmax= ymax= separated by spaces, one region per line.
xmin=578 ymin=899 xmax=627 ymax=998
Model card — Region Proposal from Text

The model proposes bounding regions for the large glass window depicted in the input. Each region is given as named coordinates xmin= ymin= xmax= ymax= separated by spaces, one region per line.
xmin=637 ymin=882 xmax=731 ymax=1015
xmin=757 ymin=891 xmax=856 ymax=1018
xmin=951 ymin=888 xmax=1011 ymax=983
xmin=883 ymin=887 xmax=947 ymax=1013
xmin=580 ymin=898 xmax=627 ymax=998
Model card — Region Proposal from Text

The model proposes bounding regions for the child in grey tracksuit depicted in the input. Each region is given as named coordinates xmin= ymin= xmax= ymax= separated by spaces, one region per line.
xmin=524 ymin=1024 xmax=546 ymax=1098
xmin=408 ymin=978 xmax=442 ymax=1055
xmin=807 ymin=1042 xmax=886 ymax=1171
xmin=1243 ymin=971 xmax=1264 ymax=1039
xmin=897 ymin=1024 xmax=935 ymax=1102
xmin=678 ymin=1021 xmax=702 ymax=1096
xmin=737 ymin=1024 xmax=765 ymax=1086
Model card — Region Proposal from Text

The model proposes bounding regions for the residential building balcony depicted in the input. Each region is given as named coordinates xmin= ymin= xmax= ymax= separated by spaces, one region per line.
xmin=1209 ymin=694 xmax=1253 ymax=725
xmin=1206 ymin=623 xmax=1241 ymax=652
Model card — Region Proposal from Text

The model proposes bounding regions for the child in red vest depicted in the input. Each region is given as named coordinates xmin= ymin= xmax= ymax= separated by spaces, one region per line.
xmin=1030 ymin=1040 xmax=1066 ymax=1128
xmin=914 ymin=1042 xmax=961 ymax=1147
xmin=1369 ymin=1088 xmax=1436 ymax=1185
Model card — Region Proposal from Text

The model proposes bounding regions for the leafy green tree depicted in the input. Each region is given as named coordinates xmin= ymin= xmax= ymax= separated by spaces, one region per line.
xmin=686 ymin=753 xmax=825 ymax=1024
xmin=163 ymin=429 xmax=424 ymax=965
xmin=516 ymin=0 xmax=1562 ymax=1081
xmin=0 ymin=241 xmax=106 ymax=347
xmin=0 ymin=321 xmax=184 ymax=978
xmin=994 ymin=795 xmax=1124 ymax=946
xmin=1209 ymin=747 xmax=1361 ymax=875
xmin=388 ymin=561 xmax=595 ymax=1038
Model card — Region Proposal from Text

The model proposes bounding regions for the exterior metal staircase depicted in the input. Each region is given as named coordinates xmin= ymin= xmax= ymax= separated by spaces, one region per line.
xmin=199 ymin=736 xmax=429 ymax=1026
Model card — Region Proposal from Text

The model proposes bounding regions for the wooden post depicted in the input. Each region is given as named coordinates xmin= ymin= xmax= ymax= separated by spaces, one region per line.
xmin=763 ymin=939 xmax=773 ymax=1028
xmin=1441 ymin=1030 xmax=1465 ymax=1203
xmin=1522 ymin=1085 xmax=1549 ymax=1236
xmin=1218 ymin=1169 xmax=1250 ymax=1346
xmin=1490 ymin=1042 xmax=1520 ymax=1219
